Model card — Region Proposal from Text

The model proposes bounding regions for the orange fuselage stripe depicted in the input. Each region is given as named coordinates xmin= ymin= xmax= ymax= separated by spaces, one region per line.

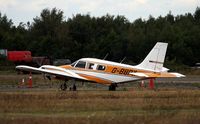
xmin=59 ymin=64 xmax=177 ymax=81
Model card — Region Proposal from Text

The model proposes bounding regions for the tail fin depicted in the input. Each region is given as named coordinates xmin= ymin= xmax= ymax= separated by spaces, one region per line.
xmin=136 ymin=42 xmax=168 ymax=72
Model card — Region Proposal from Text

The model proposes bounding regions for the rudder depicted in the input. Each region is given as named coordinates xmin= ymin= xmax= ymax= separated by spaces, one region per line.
xmin=136 ymin=42 xmax=168 ymax=72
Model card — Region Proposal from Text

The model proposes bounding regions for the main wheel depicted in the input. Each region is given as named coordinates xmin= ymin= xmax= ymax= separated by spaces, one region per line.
xmin=109 ymin=84 xmax=117 ymax=91
xmin=72 ymin=84 xmax=77 ymax=91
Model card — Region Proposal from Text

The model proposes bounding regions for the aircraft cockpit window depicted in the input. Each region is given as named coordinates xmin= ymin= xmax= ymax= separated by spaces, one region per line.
xmin=88 ymin=63 xmax=94 ymax=69
xmin=97 ymin=65 xmax=106 ymax=71
xmin=71 ymin=61 xmax=77 ymax=67
xmin=75 ymin=61 xmax=86 ymax=68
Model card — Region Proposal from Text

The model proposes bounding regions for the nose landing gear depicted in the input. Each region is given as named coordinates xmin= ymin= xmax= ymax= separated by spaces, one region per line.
xmin=60 ymin=82 xmax=67 ymax=91
xmin=60 ymin=80 xmax=77 ymax=91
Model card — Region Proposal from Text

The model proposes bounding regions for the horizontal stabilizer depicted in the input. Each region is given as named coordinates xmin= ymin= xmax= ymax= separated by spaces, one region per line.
xmin=169 ymin=73 xmax=185 ymax=77
xmin=129 ymin=72 xmax=149 ymax=77
xmin=130 ymin=72 xmax=185 ymax=78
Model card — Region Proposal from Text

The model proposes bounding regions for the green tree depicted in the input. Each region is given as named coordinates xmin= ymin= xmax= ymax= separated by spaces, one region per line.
xmin=0 ymin=12 xmax=13 ymax=49
xmin=29 ymin=8 xmax=69 ymax=58
xmin=194 ymin=7 xmax=200 ymax=21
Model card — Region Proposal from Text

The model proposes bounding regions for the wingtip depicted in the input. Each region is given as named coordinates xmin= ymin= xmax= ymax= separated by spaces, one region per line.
xmin=16 ymin=65 xmax=26 ymax=69
xmin=15 ymin=65 xmax=21 ymax=69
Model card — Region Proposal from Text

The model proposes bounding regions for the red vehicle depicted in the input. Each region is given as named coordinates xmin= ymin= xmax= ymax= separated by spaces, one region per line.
xmin=7 ymin=51 xmax=32 ymax=62
xmin=2 ymin=50 xmax=51 ymax=67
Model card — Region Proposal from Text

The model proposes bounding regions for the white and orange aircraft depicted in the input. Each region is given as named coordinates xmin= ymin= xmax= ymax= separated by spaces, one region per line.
xmin=16 ymin=42 xmax=185 ymax=91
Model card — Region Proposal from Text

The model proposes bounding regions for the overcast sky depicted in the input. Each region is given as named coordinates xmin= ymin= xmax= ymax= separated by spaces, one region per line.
xmin=0 ymin=0 xmax=199 ymax=26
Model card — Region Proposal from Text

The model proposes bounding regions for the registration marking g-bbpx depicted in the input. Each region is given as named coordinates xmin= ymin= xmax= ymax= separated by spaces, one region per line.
xmin=111 ymin=67 xmax=135 ymax=75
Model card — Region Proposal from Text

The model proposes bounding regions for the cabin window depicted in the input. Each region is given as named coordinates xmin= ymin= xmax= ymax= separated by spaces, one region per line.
xmin=97 ymin=65 xmax=106 ymax=71
xmin=88 ymin=63 xmax=94 ymax=69
xmin=75 ymin=61 xmax=86 ymax=68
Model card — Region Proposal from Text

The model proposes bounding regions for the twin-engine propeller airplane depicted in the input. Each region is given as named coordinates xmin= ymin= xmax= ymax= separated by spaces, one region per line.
xmin=16 ymin=42 xmax=185 ymax=91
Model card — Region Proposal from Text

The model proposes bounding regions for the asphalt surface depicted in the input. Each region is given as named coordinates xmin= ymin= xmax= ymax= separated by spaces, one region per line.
xmin=0 ymin=74 xmax=200 ymax=91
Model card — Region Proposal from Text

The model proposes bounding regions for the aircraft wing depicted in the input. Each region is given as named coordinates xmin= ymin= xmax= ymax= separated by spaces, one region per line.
xmin=16 ymin=65 xmax=87 ymax=80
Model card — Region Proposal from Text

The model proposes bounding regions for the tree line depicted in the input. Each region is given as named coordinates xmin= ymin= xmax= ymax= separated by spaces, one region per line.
xmin=0 ymin=7 xmax=200 ymax=67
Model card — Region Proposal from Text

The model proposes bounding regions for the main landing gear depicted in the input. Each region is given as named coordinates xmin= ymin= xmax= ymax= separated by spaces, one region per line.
xmin=70 ymin=84 xmax=77 ymax=91
xmin=109 ymin=83 xmax=117 ymax=91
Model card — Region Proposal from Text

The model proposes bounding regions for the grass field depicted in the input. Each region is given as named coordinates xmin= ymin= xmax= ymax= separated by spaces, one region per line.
xmin=0 ymin=73 xmax=200 ymax=124
xmin=0 ymin=90 xmax=200 ymax=124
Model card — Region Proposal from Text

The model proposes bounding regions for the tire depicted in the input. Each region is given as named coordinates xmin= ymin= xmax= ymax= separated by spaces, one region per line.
xmin=109 ymin=84 xmax=116 ymax=91
xmin=72 ymin=84 xmax=77 ymax=91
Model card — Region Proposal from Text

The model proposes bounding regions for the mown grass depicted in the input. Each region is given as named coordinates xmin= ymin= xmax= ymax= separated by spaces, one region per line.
xmin=0 ymin=90 xmax=200 ymax=124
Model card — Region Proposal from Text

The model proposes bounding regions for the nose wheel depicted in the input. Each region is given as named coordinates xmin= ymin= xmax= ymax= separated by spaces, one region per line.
xmin=60 ymin=81 xmax=77 ymax=91
xmin=60 ymin=82 xmax=67 ymax=91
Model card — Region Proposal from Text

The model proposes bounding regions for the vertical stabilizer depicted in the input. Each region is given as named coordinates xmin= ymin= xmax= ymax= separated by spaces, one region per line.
xmin=136 ymin=42 xmax=168 ymax=72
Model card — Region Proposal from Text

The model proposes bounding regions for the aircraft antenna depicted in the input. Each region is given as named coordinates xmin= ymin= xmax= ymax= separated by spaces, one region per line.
xmin=120 ymin=57 xmax=126 ymax=63
xmin=103 ymin=53 xmax=109 ymax=60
